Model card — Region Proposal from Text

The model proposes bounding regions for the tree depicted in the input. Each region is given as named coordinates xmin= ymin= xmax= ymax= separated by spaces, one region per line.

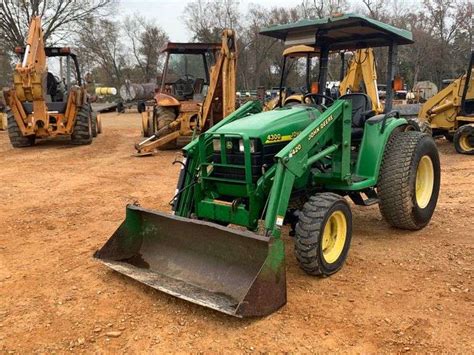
xmin=0 ymin=37 xmax=12 ymax=87
xmin=183 ymin=0 xmax=241 ymax=42
xmin=240 ymin=5 xmax=300 ymax=89
xmin=124 ymin=16 xmax=169 ymax=83
xmin=77 ymin=18 xmax=125 ymax=87
xmin=0 ymin=0 xmax=115 ymax=50
xmin=298 ymin=0 xmax=349 ymax=18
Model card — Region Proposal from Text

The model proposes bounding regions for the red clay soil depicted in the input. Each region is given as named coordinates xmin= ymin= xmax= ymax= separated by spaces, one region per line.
xmin=0 ymin=113 xmax=472 ymax=353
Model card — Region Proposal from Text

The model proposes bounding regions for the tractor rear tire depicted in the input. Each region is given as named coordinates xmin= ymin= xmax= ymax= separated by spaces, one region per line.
xmin=156 ymin=107 xmax=178 ymax=150
xmin=71 ymin=105 xmax=93 ymax=145
xmin=378 ymin=131 xmax=440 ymax=230
xmin=6 ymin=109 xmax=35 ymax=148
xmin=453 ymin=124 xmax=474 ymax=155
xmin=294 ymin=193 xmax=352 ymax=276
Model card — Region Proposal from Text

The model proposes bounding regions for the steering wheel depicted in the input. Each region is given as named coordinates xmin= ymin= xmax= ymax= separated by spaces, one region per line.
xmin=303 ymin=93 xmax=334 ymax=111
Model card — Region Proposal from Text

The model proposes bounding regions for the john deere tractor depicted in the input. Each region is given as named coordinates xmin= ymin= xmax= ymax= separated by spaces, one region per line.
xmin=96 ymin=14 xmax=441 ymax=318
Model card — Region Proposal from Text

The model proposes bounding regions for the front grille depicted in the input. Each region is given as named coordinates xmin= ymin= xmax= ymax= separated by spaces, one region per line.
xmin=211 ymin=141 xmax=289 ymax=182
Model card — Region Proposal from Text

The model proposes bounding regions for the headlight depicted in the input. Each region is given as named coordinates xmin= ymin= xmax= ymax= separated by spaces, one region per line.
xmin=238 ymin=139 xmax=256 ymax=153
xmin=212 ymin=139 xmax=221 ymax=151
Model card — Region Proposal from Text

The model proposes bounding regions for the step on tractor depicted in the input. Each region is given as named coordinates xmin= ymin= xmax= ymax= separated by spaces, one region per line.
xmin=418 ymin=51 xmax=474 ymax=154
xmin=95 ymin=14 xmax=441 ymax=317
xmin=3 ymin=17 xmax=101 ymax=148
xmin=134 ymin=30 xmax=236 ymax=155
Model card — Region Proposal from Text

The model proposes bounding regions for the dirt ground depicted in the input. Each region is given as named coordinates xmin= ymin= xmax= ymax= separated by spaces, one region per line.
xmin=0 ymin=112 xmax=472 ymax=353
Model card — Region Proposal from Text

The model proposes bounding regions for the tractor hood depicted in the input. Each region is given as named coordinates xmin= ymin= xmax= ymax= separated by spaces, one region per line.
xmin=213 ymin=105 xmax=319 ymax=143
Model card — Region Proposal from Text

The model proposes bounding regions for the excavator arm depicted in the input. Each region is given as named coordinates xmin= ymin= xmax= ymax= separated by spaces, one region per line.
xmin=12 ymin=16 xmax=48 ymax=121
xmin=199 ymin=29 xmax=236 ymax=127
xmin=339 ymin=48 xmax=383 ymax=114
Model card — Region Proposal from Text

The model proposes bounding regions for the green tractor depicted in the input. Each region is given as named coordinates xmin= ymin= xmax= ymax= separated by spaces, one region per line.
xmin=95 ymin=14 xmax=441 ymax=317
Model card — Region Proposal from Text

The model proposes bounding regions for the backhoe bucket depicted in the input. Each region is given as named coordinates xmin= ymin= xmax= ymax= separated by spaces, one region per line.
xmin=94 ymin=205 xmax=286 ymax=317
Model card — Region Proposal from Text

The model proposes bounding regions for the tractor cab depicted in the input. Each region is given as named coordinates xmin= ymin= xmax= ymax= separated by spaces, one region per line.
xmin=157 ymin=42 xmax=221 ymax=101
xmin=260 ymin=13 xmax=414 ymax=143
xmin=265 ymin=13 xmax=413 ymax=110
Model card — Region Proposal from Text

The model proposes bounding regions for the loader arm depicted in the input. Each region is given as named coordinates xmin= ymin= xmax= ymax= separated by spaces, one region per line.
xmin=339 ymin=49 xmax=383 ymax=114
xmin=263 ymin=100 xmax=352 ymax=237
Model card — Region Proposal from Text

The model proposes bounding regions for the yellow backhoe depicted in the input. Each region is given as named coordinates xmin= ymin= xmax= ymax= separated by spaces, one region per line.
xmin=339 ymin=48 xmax=384 ymax=113
xmin=3 ymin=16 xmax=101 ymax=148
xmin=418 ymin=51 xmax=474 ymax=154
xmin=134 ymin=29 xmax=236 ymax=155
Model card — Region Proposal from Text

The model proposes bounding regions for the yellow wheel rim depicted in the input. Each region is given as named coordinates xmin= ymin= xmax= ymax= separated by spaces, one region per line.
xmin=415 ymin=155 xmax=434 ymax=209
xmin=459 ymin=134 xmax=474 ymax=152
xmin=321 ymin=210 xmax=347 ymax=264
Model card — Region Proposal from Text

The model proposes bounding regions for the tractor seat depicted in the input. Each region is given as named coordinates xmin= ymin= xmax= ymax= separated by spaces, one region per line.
xmin=339 ymin=93 xmax=375 ymax=142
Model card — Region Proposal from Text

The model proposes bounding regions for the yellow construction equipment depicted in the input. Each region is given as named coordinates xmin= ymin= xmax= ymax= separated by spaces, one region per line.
xmin=339 ymin=48 xmax=384 ymax=113
xmin=3 ymin=16 xmax=101 ymax=148
xmin=418 ymin=51 xmax=474 ymax=154
xmin=135 ymin=29 xmax=236 ymax=155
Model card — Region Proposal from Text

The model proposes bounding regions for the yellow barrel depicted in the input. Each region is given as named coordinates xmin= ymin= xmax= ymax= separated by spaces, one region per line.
xmin=95 ymin=87 xmax=117 ymax=96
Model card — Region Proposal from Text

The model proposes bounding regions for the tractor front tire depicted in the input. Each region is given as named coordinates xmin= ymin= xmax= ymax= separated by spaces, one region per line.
xmin=294 ymin=193 xmax=352 ymax=276
xmin=453 ymin=124 xmax=474 ymax=155
xmin=6 ymin=109 xmax=35 ymax=148
xmin=378 ymin=131 xmax=440 ymax=230
xmin=71 ymin=105 xmax=93 ymax=145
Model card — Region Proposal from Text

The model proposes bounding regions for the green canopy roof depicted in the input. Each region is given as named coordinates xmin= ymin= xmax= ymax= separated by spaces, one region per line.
xmin=260 ymin=13 xmax=413 ymax=50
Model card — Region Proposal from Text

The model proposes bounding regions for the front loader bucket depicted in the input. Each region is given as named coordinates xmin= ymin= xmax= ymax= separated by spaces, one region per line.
xmin=94 ymin=205 xmax=286 ymax=317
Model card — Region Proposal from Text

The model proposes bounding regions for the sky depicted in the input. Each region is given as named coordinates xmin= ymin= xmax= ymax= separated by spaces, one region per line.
xmin=119 ymin=0 xmax=305 ymax=42
xmin=118 ymin=0 xmax=419 ymax=41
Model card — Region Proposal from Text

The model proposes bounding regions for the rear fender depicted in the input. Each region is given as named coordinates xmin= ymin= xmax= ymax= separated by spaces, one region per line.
xmin=155 ymin=93 xmax=180 ymax=108
xmin=355 ymin=115 xmax=408 ymax=183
